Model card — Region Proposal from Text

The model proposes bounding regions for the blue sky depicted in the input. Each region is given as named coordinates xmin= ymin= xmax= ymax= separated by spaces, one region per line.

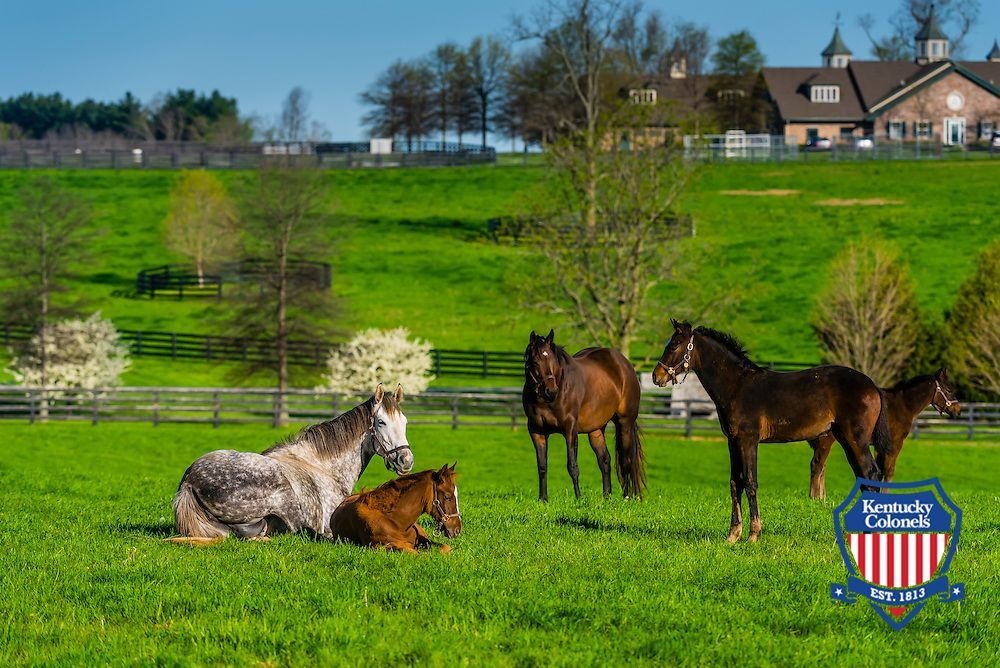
xmin=2 ymin=1 xmax=998 ymax=141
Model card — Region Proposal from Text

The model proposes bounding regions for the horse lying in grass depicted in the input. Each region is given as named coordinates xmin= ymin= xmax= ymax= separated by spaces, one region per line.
xmin=807 ymin=367 xmax=961 ymax=499
xmin=653 ymin=320 xmax=890 ymax=543
xmin=331 ymin=464 xmax=461 ymax=553
xmin=167 ymin=384 xmax=412 ymax=546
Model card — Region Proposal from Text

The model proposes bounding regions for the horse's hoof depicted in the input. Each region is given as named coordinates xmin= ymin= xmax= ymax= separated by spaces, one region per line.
xmin=726 ymin=527 xmax=742 ymax=543
xmin=748 ymin=533 xmax=760 ymax=543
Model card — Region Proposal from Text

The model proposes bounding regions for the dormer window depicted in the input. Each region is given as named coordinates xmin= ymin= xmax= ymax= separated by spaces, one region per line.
xmin=629 ymin=88 xmax=657 ymax=105
xmin=811 ymin=85 xmax=840 ymax=103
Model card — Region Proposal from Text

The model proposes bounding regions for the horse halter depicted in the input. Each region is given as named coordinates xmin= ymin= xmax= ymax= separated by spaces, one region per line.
xmin=932 ymin=381 xmax=956 ymax=415
xmin=430 ymin=479 xmax=460 ymax=533
xmin=368 ymin=412 xmax=411 ymax=470
xmin=655 ymin=336 xmax=695 ymax=384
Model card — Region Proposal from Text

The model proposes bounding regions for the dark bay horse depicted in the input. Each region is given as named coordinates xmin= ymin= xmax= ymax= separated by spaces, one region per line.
xmin=808 ymin=367 xmax=961 ymax=499
xmin=168 ymin=384 xmax=413 ymax=545
xmin=653 ymin=321 xmax=891 ymax=542
xmin=523 ymin=329 xmax=645 ymax=501
xmin=331 ymin=464 xmax=461 ymax=553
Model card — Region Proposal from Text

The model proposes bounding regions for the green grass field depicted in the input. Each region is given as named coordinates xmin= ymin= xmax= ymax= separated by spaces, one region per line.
xmin=1 ymin=160 xmax=998 ymax=387
xmin=1 ymin=422 xmax=997 ymax=665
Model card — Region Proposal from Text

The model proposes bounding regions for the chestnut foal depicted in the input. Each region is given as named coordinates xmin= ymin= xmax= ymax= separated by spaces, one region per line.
xmin=331 ymin=464 xmax=461 ymax=553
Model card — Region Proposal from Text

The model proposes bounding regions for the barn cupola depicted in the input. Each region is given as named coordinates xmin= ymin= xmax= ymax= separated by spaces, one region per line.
xmin=988 ymin=39 xmax=1000 ymax=63
xmin=822 ymin=27 xmax=852 ymax=68
xmin=915 ymin=5 xmax=950 ymax=64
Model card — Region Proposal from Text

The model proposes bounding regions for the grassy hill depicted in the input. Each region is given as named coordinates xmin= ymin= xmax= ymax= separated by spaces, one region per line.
xmin=0 ymin=159 xmax=997 ymax=386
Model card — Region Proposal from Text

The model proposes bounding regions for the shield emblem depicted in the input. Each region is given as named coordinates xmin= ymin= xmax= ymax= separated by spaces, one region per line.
xmin=830 ymin=478 xmax=965 ymax=630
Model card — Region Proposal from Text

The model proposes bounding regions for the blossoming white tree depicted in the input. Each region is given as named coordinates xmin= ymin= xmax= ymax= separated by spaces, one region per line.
xmin=319 ymin=328 xmax=434 ymax=395
xmin=8 ymin=313 xmax=131 ymax=389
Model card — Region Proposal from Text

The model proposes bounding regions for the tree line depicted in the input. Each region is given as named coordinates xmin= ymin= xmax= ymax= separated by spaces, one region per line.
xmin=359 ymin=8 xmax=770 ymax=147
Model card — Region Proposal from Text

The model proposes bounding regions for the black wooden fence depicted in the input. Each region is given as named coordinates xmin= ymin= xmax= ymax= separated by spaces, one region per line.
xmin=0 ymin=386 xmax=996 ymax=439
xmin=0 ymin=324 xmax=815 ymax=376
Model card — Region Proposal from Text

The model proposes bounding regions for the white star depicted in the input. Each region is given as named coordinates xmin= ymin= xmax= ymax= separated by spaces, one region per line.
xmin=953 ymin=587 xmax=961 ymax=595
xmin=835 ymin=588 xmax=843 ymax=596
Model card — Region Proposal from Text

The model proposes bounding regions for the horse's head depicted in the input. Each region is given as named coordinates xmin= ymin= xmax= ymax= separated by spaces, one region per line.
xmin=371 ymin=383 xmax=414 ymax=474
xmin=931 ymin=367 xmax=961 ymax=418
xmin=524 ymin=329 xmax=562 ymax=402
xmin=653 ymin=319 xmax=696 ymax=387
xmin=430 ymin=463 xmax=462 ymax=539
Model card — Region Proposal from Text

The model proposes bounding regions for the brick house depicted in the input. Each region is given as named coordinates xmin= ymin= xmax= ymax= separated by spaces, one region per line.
xmin=763 ymin=9 xmax=1000 ymax=145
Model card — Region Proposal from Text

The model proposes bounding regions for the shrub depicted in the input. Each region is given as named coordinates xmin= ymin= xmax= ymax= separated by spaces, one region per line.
xmin=319 ymin=328 xmax=433 ymax=395
xmin=946 ymin=240 xmax=1000 ymax=400
xmin=811 ymin=242 xmax=921 ymax=385
xmin=7 ymin=313 xmax=131 ymax=389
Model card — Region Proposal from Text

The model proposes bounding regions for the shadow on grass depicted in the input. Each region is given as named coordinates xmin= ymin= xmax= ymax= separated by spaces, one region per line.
xmin=108 ymin=521 xmax=176 ymax=538
xmin=554 ymin=515 xmax=657 ymax=535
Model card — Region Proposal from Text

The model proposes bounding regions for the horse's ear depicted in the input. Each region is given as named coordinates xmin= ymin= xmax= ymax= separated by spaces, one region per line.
xmin=374 ymin=383 xmax=385 ymax=403
xmin=394 ymin=384 xmax=404 ymax=403
xmin=936 ymin=367 xmax=948 ymax=380
xmin=529 ymin=330 xmax=538 ymax=343
xmin=671 ymin=318 xmax=680 ymax=331
xmin=450 ymin=461 xmax=458 ymax=471
xmin=545 ymin=329 xmax=554 ymax=343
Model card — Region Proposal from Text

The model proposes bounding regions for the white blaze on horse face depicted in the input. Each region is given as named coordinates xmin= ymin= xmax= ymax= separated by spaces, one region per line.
xmin=454 ymin=484 xmax=460 ymax=515
xmin=374 ymin=402 xmax=412 ymax=472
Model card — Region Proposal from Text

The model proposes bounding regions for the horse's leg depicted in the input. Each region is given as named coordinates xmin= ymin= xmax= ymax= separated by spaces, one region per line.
xmin=588 ymin=428 xmax=613 ymax=498
xmin=726 ymin=437 xmax=744 ymax=543
xmin=877 ymin=439 xmax=903 ymax=482
xmin=833 ymin=426 xmax=880 ymax=491
xmin=564 ymin=424 xmax=581 ymax=499
xmin=530 ymin=431 xmax=550 ymax=502
xmin=808 ymin=434 xmax=835 ymax=500
xmin=740 ymin=437 xmax=762 ymax=542
xmin=162 ymin=536 xmax=225 ymax=546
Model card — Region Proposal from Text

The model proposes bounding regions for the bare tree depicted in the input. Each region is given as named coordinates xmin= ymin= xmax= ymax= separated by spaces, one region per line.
xmin=430 ymin=43 xmax=462 ymax=145
xmin=468 ymin=35 xmax=510 ymax=150
xmin=226 ymin=164 xmax=336 ymax=424
xmin=0 ymin=177 xmax=91 ymax=412
xmin=360 ymin=60 xmax=434 ymax=147
xmin=812 ymin=243 xmax=922 ymax=385
xmin=859 ymin=0 xmax=981 ymax=60
xmin=281 ymin=87 xmax=310 ymax=142
xmin=947 ymin=240 xmax=1000 ymax=399
xmin=164 ymin=171 xmax=238 ymax=285
xmin=518 ymin=109 xmax=692 ymax=356
xmin=515 ymin=0 xmax=634 ymax=228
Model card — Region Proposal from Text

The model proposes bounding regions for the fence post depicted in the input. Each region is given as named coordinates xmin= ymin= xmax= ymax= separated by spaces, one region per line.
xmin=510 ymin=399 xmax=518 ymax=431
xmin=685 ymin=400 xmax=693 ymax=438
xmin=213 ymin=391 xmax=220 ymax=428
xmin=273 ymin=391 xmax=281 ymax=428
xmin=135 ymin=331 xmax=143 ymax=356
xmin=482 ymin=351 xmax=489 ymax=377
xmin=911 ymin=416 xmax=919 ymax=440
xmin=206 ymin=336 xmax=212 ymax=360
xmin=28 ymin=388 xmax=36 ymax=424
xmin=434 ymin=350 xmax=442 ymax=377
xmin=91 ymin=390 xmax=100 ymax=426
xmin=967 ymin=404 xmax=975 ymax=440
xmin=171 ymin=332 xmax=177 ymax=359
xmin=153 ymin=390 xmax=160 ymax=427
xmin=451 ymin=398 xmax=459 ymax=430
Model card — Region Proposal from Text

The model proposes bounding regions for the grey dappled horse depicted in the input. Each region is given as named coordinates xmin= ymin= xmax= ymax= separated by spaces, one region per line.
xmin=168 ymin=384 xmax=412 ymax=545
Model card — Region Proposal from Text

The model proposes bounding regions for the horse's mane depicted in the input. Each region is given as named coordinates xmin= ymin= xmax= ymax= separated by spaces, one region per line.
xmin=264 ymin=394 xmax=401 ymax=458
xmin=888 ymin=374 xmax=933 ymax=393
xmin=695 ymin=327 xmax=761 ymax=370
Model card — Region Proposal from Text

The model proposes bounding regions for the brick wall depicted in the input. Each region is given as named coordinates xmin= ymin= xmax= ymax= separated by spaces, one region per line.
xmin=874 ymin=71 xmax=1000 ymax=142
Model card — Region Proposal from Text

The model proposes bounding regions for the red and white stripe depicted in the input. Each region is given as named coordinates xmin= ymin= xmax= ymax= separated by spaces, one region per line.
xmin=848 ymin=533 xmax=948 ymax=587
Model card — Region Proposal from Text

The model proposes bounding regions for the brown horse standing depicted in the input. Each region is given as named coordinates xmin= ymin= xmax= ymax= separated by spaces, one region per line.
xmin=522 ymin=329 xmax=645 ymax=501
xmin=653 ymin=320 xmax=891 ymax=542
xmin=330 ymin=464 xmax=461 ymax=553
xmin=807 ymin=367 xmax=961 ymax=499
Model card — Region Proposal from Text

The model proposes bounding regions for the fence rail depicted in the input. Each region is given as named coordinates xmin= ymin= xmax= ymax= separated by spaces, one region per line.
xmin=0 ymin=324 xmax=815 ymax=375
xmin=0 ymin=148 xmax=495 ymax=170
xmin=0 ymin=386 xmax=996 ymax=439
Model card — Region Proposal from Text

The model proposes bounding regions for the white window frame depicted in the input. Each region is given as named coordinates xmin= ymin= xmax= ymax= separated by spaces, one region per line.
xmin=629 ymin=88 xmax=657 ymax=105
xmin=944 ymin=117 xmax=966 ymax=146
xmin=914 ymin=120 xmax=932 ymax=139
xmin=888 ymin=120 xmax=905 ymax=140
xmin=980 ymin=121 xmax=995 ymax=140
xmin=810 ymin=85 xmax=840 ymax=103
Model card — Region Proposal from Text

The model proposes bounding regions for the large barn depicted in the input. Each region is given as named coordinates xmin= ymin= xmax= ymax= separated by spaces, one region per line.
xmin=764 ymin=9 xmax=1000 ymax=145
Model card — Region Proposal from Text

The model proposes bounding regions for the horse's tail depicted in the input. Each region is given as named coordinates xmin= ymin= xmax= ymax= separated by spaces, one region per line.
xmin=873 ymin=388 xmax=893 ymax=459
xmin=615 ymin=420 xmax=646 ymax=500
xmin=172 ymin=481 xmax=229 ymax=539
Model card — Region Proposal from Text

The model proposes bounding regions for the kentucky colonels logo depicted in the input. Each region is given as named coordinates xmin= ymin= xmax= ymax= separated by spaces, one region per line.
xmin=830 ymin=478 xmax=965 ymax=630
